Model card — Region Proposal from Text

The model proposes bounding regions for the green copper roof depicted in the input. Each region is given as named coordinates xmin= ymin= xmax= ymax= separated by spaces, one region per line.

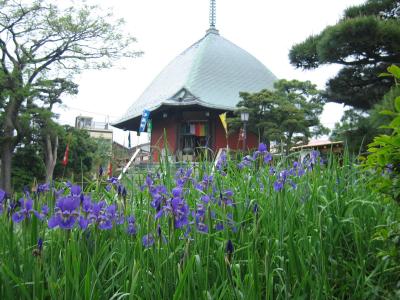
xmin=114 ymin=30 xmax=277 ymax=126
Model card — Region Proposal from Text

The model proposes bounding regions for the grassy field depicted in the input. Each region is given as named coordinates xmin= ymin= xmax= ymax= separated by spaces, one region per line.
xmin=0 ymin=147 xmax=399 ymax=299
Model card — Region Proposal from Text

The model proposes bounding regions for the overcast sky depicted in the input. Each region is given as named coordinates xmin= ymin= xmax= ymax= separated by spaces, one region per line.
xmin=54 ymin=0 xmax=366 ymax=145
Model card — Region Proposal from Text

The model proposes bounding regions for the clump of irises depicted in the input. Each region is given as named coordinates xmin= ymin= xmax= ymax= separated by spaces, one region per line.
xmin=1 ymin=180 xmax=137 ymax=238
xmin=0 ymin=144 xmax=323 ymax=249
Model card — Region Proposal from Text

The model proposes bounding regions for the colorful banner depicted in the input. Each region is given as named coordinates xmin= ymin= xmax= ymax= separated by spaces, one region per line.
xmin=195 ymin=123 xmax=207 ymax=137
xmin=147 ymin=119 xmax=152 ymax=133
xmin=139 ymin=109 xmax=150 ymax=133
xmin=62 ymin=144 xmax=69 ymax=166
xmin=183 ymin=122 xmax=208 ymax=137
xmin=219 ymin=112 xmax=228 ymax=134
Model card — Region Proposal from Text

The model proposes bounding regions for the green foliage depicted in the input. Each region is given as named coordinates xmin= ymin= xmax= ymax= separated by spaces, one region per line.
xmin=232 ymin=79 xmax=328 ymax=153
xmin=362 ymin=65 xmax=400 ymax=202
xmin=92 ymin=138 xmax=113 ymax=172
xmin=289 ymin=0 xmax=400 ymax=109
xmin=11 ymin=145 xmax=46 ymax=190
xmin=331 ymin=110 xmax=379 ymax=153
xmin=1 ymin=153 xmax=400 ymax=298
xmin=0 ymin=0 xmax=141 ymax=191
xmin=53 ymin=126 xmax=98 ymax=180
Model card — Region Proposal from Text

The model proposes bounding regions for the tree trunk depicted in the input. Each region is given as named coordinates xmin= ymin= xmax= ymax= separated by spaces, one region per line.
xmin=286 ymin=132 xmax=294 ymax=156
xmin=0 ymin=104 xmax=18 ymax=193
xmin=266 ymin=139 xmax=271 ymax=152
xmin=0 ymin=139 xmax=12 ymax=193
xmin=1 ymin=90 xmax=24 ymax=193
xmin=45 ymin=135 xmax=58 ymax=183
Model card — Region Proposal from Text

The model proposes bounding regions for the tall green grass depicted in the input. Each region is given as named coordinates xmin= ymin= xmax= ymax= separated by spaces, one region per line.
xmin=0 ymin=153 xmax=399 ymax=299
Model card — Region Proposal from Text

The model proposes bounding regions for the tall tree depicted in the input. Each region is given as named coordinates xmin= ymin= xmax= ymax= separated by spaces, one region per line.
xmin=231 ymin=79 xmax=327 ymax=154
xmin=0 ymin=0 xmax=141 ymax=192
xmin=289 ymin=0 xmax=400 ymax=110
xmin=30 ymin=78 xmax=78 ymax=182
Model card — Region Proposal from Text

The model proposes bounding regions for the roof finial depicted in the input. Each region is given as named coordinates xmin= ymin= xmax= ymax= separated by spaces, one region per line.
xmin=207 ymin=0 xmax=219 ymax=35
xmin=209 ymin=0 xmax=216 ymax=29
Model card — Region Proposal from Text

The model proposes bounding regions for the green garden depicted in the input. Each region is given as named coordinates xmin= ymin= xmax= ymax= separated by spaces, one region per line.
xmin=1 ymin=0 xmax=400 ymax=299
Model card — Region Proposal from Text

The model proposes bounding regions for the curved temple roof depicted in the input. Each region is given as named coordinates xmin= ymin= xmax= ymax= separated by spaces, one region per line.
xmin=114 ymin=29 xmax=277 ymax=126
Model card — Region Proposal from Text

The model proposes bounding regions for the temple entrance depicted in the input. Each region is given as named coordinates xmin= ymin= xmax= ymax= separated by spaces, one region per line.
xmin=178 ymin=121 xmax=211 ymax=161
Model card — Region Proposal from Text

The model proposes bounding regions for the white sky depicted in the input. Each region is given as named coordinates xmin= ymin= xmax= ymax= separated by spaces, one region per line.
xmin=54 ymin=0 xmax=366 ymax=145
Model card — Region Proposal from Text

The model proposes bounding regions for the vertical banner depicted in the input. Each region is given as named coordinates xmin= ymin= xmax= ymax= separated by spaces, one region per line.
xmin=62 ymin=144 xmax=69 ymax=166
xmin=139 ymin=109 xmax=150 ymax=133
xmin=219 ymin=112 xmax=229 ymax=150
xmin=147 ymin=119 xmax=152 ymax=133
xmin=219 ymin=112 xmax=228 ymax=134
xmin=107 ymin=161 xmax=112 ymax=177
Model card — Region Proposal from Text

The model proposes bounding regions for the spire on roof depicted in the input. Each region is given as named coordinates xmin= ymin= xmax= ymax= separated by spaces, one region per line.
xmin=207 ymin=0 xmax=219 ymax=35
xmin=209 ymin=0 xmax=216 ymax=29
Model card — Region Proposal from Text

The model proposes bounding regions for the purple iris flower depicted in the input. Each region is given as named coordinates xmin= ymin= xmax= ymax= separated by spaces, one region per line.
xmin=0 ymin=189 xmax=6 ymax=202
xmin=70 ymin=185 xmax=81 ymax=196
xmin=310 ymin=150 xmax=319 ymax=165
xmin=175 ymin=167 xmax=193 ymax=186
xmin=289 ymin=179 xmax=297 ymax=190
xmin=264 ymin=152 xmax=272 ymax=163
xmin=142 ymin=234 xmax=155 ymax=248
xmin=12 ymin=197 xmax=36 ymax=223
xmin=258 ymin=143 xmax=267 ymax=152
xmin=216 ymin=151 xmax=227 ymax=171
xmin=78 ymin=216 xmax=90 ymax=230
xmin=0 ymin=189 xmax=6 ymax=214
xmin=121 ymin=187 xmax=127 ymax=199
xmin=216 ymin=222 xmax=224 ymax=231
xmin=269 ymin=167 xmax=276 ymax=175
xmin=150 ymin=185 xmax=168 ymax=216
xmin=226 ymin=240 xmax=234 ymax=255
xmin=273 ymin=180 xmax=284 ymax=192
xmin=220 ymin=189 xmax=234 ymax=206
xmin=105 ymin=185 xmax=112 ymax=192
xmin=195 ymin=175 xmax=214 ymax=191
xmin=38 ymin=238 xmax=43 ymax=252
xmin=65 ymin=181 xmax=73 ymax=188
xmin=99 ymin=166 xmax=104 ymax=177
xmin=145 ymin=175 xmax=153 ymax=187
xmin=201 ymin=195 xmax=210 ymax=204
xmin=172 ymin=186 xmax=183 ymax=198
xmin=253 ymin=143 xmax=273 ymax=164
xmin=117 ymin=185 xmax=122 ymax=196
xmin=81 ymin=197 xmax=93 ymax=214
xmin=99 ymin=218 xmax=113 ymax=230
xmin=171 ymin=197 xmax=189 ymax=229
xmin=253 ymin=203 xmax=259 ymax=214
xmin=194 ymin=203 xmax=208 ymax=233
xmin=34 ymin=205 xmax=49 ymax=221
xmin=37 ymin=183 xmax=50 ymax=194
xmin=87 ymin=201 xmax=114 ymax=230
xmin=127 ymin=224 xmax=136 ymax=235
xmin=54 ymin=188 xmax=64 ymax=198
xmin=48 ymin=196 xmax=80 ymax=229
xmin=127 ymin=216 xmax=136 ymax=235
xmin=227 ymin=213 xmax=237 ymax=232
xmin=108 ymin=177 xmax=119 ymax=185
xmin=105 ymin=204 xmax=117 ymax=220
xmin=238 ymin=155 xmax=254 ymax=169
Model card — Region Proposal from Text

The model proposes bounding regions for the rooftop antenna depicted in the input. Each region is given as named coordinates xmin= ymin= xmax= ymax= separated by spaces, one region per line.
xmin=207 ymin=0 xmax=219 ymax=35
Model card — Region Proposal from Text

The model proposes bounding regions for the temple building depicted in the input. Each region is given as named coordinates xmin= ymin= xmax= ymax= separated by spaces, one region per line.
xmin=113 ymin=0 xmax=277 ymax=161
